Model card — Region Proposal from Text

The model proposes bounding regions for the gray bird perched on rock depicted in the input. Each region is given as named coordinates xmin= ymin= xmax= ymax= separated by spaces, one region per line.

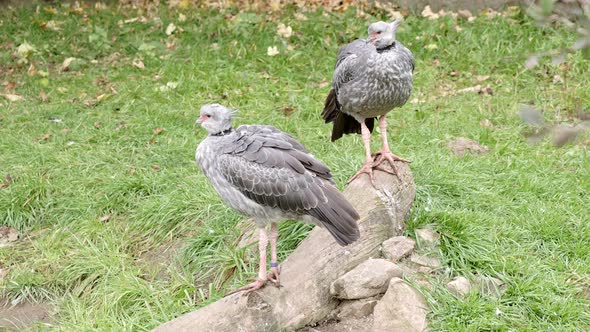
xmin=322 ymin=18 xmax=414 ymax=184
xmin=195 ymin=104 xmax=360 ymax=294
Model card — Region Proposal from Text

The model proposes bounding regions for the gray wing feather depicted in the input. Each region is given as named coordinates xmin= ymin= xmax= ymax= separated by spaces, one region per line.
xmin=332 ymin=39 xmax=373 ymax=93
xmin=216 ymin=125 xmax=333 ymax=213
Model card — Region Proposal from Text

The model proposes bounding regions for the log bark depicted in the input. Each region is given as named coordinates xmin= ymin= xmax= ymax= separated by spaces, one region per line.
xmin=153 ymin=163 xmax=416 ymax=332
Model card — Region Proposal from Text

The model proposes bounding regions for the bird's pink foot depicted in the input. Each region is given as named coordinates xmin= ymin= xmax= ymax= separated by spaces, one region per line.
xmin=347 ymin=162 xmax=376 ymax=185
xmin=373 ymin=150 xmax=411 ymax=178
xmin=267 ymin=266 xmax=281 ymax=287
xmin=226 ymin=278 xmax=267 ymax=296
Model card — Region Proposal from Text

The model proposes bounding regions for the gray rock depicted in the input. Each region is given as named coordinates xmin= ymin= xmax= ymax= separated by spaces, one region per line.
xmin=330 ymin=258 xmax=403 ymax=300
xmin=409 ymin=254 xmax=442 ymax=271
xmin=447 ymin=137 xmax=489 ymax=156
xmin=447 ymin=276 xmax=471 ymax=297
xmin=336 ymin=297 xmax=380 ymax=320
xmin=382 ymin=236 xmax=415 ymax=262
xmin=415 ymin=228 xmax=440 ymax=247
xmin=476 ymin=276 xmax=507 ymax=297
xmin=372 ymin=277 xmax=428 ymax=332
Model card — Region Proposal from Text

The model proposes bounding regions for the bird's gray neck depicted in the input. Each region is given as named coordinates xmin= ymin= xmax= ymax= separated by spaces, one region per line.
xmin=377 ymin=41 xmax=396 ymax=53
xmin=210 ymin=128 xmax=234 ymax=137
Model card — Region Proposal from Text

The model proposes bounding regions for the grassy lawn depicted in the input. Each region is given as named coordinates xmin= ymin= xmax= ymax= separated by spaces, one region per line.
xmin=1 ymin=1 xmax=589 ymax=331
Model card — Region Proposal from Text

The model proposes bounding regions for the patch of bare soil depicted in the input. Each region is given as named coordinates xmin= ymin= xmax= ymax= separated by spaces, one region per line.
xmin=0 ymin=297 xmax=54 ymax=331
xmin=136 ymin=238 xmax=184 ymax=281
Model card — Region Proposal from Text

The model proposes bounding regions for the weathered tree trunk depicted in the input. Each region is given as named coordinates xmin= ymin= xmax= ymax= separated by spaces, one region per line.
xmin=153 ymin=164 xmax=416 ymax=332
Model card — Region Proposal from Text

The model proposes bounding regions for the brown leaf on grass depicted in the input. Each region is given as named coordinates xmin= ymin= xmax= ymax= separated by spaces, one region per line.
xmin=60 ymin=57 xmax=77 ymax=72
xmin=313 ymin=80 xmax=330 ymax=88
xmin=0 ymin=226 xmax=19 ymax=247
xmin=36 ymin=134 xmax=52 ymax=142
xmin=432 ymin=59 xmax=440 ymax=66
xmin=0 ymin=93 xmax=24 ymax=101
xmin=475 ymin=75 xmax=490 ymax=82
xmin=279 ymin=105 xmax=296 ymax=116
xmin=151 ymin=165 xmax=161 ymax=171
xmin=132 ymin=59 xmax=145 ymax=69
xmin=2 ymin=81 xmax=16 ymax=92
xmin=99 ymin=213 xmax=112 ymax=223
xmin=450 ymin=85 xmax=493 ymax=96
xmin=458 ymin=9 xmax=474 ymax=19
xmin=153 ymin=127 xmax=165 ymax=135
xmin=96 ymin=93 xmax=110 ymax=102
xmin=480 ymin=119 xmax=494 ymax=128
xmin=39 ymin=90 xmax=49 ymax=103
xmin=449 ymin=71 xmax=460 ymax=77
xmin=0 ymin=174 xmax=13 ymax=189
xmin=28 ymin=63 xmax=37 ymax=76
xmin=166 ymin=39 xmax=177 ymax=50
xmin=94 ymin=121 xmax=101 ymax=129
xmin=448 ymin=137 xmax=489 ymax=156
xmin=149 ymin=138 xmax=157 ymax=144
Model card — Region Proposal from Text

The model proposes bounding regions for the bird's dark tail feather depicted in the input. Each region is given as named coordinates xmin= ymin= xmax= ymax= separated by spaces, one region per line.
xmin=309 ymin=185 xmax=360 ymax=246
xmin=321 ymin=89 xmax=375 ymax=142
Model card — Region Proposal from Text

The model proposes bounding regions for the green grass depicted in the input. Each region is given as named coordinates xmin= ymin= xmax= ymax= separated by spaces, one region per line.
xmin=1 ymin=2 xmax=589 ymax=331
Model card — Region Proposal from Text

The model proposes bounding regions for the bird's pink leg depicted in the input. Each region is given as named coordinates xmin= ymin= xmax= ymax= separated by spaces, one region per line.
xmin=348 ymin=121 xmax=376 ymax=184
xmin=228 ymin=227 xmax=268 ymax=295
xmin=267 ymin=223 xmax=280 ymax=286
xmin=373 ymin=115 xmax=411 ymax=177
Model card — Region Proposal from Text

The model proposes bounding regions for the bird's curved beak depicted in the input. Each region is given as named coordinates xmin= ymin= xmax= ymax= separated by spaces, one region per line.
xmin=369 ymin=32 xmax=379 ymax=44
xmin=196 ymin=115 xmax=206 ymax=124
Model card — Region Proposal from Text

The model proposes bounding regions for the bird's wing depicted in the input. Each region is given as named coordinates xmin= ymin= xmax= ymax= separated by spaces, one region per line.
xmin=332 ymin=39 xmax=372 ymax=93
xmin=216 ymin=125 xmax=334 ymax=213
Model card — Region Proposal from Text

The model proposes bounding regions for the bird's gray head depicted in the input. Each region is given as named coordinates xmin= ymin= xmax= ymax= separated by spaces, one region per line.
xmin=196 ymin=104 xmax=234 ymax=135
xmin=368 ymin=18 xmax=402 ymax=49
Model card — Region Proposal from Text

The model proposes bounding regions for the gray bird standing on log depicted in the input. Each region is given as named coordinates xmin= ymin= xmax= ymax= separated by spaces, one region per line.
xmin=195 ymin=104 xmax=360 ymax=294
xmin=322 ymin=18 xmax=414 ymax=184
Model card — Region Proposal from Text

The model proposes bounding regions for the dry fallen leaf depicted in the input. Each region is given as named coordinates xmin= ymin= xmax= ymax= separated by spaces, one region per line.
xmin=153 ymin=127 xmax=165 ymax=135
xmin=0 ymin=93 xmax=24 ymax=102
xmin=39 ymin=90 xmax=49 ymax=103
xmin=0 ymin=226 xmax=19 ymax=247
xmin=94 ymin=121 xmax=102 ymax=128
xmin=151 ymin=164 xmax=161 ymax=171
xmin=60 ymin=57 xmax=77 ymax=72
xmin=165 ymin=23 xmax=177 ymax=36
xmin=313 ymin=80 xmax=330 ymax=88
xmin=277 ymin=23 xmax=293 ymax=38
xmin=2 ymin=81 xmax=16 ymax=91
xmin=422 ymin=5 xmax=440 ymax=20
xmin=28 ymin=63 xmax=37 ymax=76
xmin=267 ymin=46 xmax=279 ymax=56
xmin=475 ymin=75 xmax=490 ymax=82
xmin=0 ymin=174 xmax=13 ymax=189
xmin=178 ymin=13 xmax=187 ymax=22
xmin=279 ymin=105 xmax=296 ymax=116
xmin=480 ymin=119 xmax=494 ymax=128
xmin=132 ymin=59 xmax=145 ymax=69
xmin=37 ymin=134 xmax=53 ymax=142
xmin=99 ymin=213 xmax=112 ymax=222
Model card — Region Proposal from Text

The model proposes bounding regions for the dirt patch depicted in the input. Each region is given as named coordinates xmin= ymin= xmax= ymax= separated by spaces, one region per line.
xmin=136 ymin=238 xmax=185 ymax=281
xmin=0 ymin=298 xmax=54 ymax=331
xmin=447 ymin=137 xmax=490 ymax=156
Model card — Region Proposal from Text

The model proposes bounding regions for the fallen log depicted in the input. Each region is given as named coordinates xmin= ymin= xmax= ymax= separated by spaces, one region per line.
xmin=154 ymin=163 xmax=416 ymax=332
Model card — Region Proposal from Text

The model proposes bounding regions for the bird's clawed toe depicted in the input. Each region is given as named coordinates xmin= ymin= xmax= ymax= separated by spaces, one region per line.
xmin=347 ymin=162 xmax=376 ymax=185
xmin=267 ymin=266 xmax=281 ymax=287
xmin=226 ymin=278 xmax=267 ymax=296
